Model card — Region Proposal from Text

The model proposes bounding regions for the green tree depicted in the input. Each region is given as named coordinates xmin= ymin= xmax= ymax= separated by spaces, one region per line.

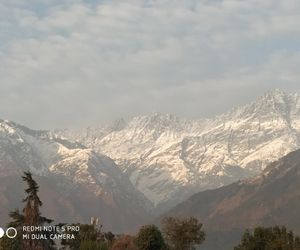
xmin=136 ymin=225 xmax=166 ymax=250
xmin=234 ymin=226 xmax=300 ymax=250
xmin=161 ymin=217 xmax=205 ymax=250
xmin=0 ymin=172 xmax=54 ymax=250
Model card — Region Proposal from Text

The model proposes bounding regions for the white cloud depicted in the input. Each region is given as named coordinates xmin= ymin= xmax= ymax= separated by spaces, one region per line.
xmin=0 ymin=0 xmax=300 ymax=128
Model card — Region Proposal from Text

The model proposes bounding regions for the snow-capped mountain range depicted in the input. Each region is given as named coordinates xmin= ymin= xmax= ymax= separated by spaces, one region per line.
xmin=0 ymin=120 xmax=151 ymax=231
xmin=1 ymin=88 xmax=300 ymax=227
xmin=57 ymin=89 xmax=300 ymax=209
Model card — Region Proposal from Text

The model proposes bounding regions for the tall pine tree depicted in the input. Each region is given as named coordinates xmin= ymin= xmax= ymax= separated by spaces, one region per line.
xmin=0 ymin=172 xmax=55 ymax=250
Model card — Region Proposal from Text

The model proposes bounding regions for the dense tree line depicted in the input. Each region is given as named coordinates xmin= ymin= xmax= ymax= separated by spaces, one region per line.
xmin=162 ymin=216 xmax=205 ymax=250
xmin=234 ymin=226 xmax=300 ymax=250
xmin=1 ymin=172 xmax=300 ymax=250
xmin=0 ymin=172 xmax=206 ymax=250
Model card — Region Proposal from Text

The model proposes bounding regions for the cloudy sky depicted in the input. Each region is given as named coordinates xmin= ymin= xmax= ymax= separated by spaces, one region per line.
xmin=1 ymin=0 xmax=300 ymax=129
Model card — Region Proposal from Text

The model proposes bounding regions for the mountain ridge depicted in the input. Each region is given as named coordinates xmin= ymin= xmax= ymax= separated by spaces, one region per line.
xmin=58 ymin=89 xmax=300 ymax=209
xmin=0 ymin=119 xmax=152 ymax=232
xmin=160 ymin=147 xmax=300 ymax=249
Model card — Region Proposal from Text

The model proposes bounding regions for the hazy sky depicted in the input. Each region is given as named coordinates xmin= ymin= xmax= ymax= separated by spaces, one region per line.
xmin=1 ymin=0 xmax=300 ymax=129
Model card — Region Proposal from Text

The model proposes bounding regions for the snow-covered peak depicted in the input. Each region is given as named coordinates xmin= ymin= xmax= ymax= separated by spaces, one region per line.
xmin=129 ymin=113 xmax=183 ymax=131
xmin=263 ymin=88 xmax=287 ymax=99
xmin=0 ymin=119 xmax=153 ymax=232
xmin=57 ymin=89 xmax=300 ymax=208
xmin=109 ymin=118 xmax=127 ymax=132
xmin=255 ymin=88 xmax=296 ymax=112
xmin=216 ymin=89 xmax=300 ymax=125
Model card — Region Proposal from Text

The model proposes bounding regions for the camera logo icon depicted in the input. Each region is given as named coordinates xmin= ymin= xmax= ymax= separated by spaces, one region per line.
xmin=0 ymin=227 xmax=18 ymax=239
xmin=0 ymin=227 xmax=4 ymax=238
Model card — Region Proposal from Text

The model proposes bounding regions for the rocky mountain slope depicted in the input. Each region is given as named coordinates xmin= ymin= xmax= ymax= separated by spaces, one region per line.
xmin=0 ymin=119 xmax=151 ymax=232
xmin=58 ymin=89 xmax=300 ymax=209
xmin=161 ymin=148 xmax=300 ymax=249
